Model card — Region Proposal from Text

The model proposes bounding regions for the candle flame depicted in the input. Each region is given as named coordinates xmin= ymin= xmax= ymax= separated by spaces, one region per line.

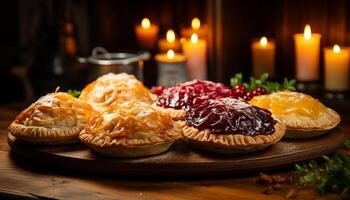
xmin=191 ymin=33 xmax=198 ymax=43
xmin=167 ymin=49 xmax=175 ymax=59
xmin=304 ymin=24 xmax=312 ymax=40
xmin=260 ymin=36 xmax=268 ymax=46
xmin=191 ymin=18 xmax=201 ymax=30
xmin=166 ymin=29 xmax=175 ymax=43
xmin=333 ymin=44 xmax=341 ymax=54
xmin=141 ymin=18 xmax=151 ymax=29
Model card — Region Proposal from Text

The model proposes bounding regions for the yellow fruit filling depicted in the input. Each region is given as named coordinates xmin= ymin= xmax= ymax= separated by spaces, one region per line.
xmin=249 ymin=91 xmax=327 ymax=119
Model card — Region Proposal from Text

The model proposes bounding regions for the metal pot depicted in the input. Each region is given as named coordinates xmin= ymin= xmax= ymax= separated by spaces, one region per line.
xmin=77 ymin=47 xmax=150 ymax=82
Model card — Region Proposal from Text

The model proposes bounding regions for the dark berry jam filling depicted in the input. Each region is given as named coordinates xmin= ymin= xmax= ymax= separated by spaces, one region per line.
xmin=156 ymin=80 xmax=236 ymax=110
xmin=184 ymin=98 xmax=276 ymax=136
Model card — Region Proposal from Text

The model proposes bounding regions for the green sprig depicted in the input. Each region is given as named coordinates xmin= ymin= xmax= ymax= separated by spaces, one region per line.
xmin=295 ymin=151 xmax=350 ymax=196
xmin=67 ymin=89 xmax=81 ymax=98
xmin=230 ymin=73 xmax=296 ymax=93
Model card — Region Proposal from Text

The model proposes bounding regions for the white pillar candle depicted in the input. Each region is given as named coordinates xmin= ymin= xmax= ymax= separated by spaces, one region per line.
xmin=182 ymin=33 xmax=207 ymax=80
xmin=155 ymin=49 xmax=187 ymax=87
xmin=251 ymin=36 xmax=275 ymax=77
xmin=324 ymin=44 xmax=350 ymax=91
xmin=294 ymin=24 xmax=321 ymax=81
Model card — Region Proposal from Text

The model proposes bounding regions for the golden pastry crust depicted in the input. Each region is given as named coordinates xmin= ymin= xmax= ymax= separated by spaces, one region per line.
xmin=249 ymin=91 xmax=341 ymax=138
xmin=281 ymin=108 xmax=340 ymax=138
xmin=153 ymin=105 xmax=186 ymax=120
xmin=180 ymin=121 xmax=286 ymax=154
xmin=8 ymin=92 xmax=95 ymax=145
xmin=79 ymin=100 xmax=182 ymax=157
xmin=79 ymin=73 xmax=156 ymax=112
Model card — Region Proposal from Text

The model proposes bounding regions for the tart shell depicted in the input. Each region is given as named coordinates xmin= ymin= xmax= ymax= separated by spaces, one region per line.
xmin=8 ymin=123 xmax=80 ymax=145
xmin=180 ymin=121 xmax=286 ymax=154
xmin=153 ymin=104 xmax=186 ymax=120
xmin=79 ymin=122 xmax=182 ymax=158
xmin=276 ymin=108 xmax=341 ymax=139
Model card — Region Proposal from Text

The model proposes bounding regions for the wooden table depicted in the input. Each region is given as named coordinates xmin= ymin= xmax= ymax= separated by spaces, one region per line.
xmin=0 ymin=103 xmax=349 ymax=200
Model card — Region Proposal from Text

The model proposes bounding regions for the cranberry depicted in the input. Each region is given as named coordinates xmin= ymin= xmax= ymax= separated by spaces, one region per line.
xmin=255 ymin=87 xmax=267 ymax=95
xmin=234 ymin=84 xmax=245 ymax=91
xmin=233 ymin=88 xmax=245 ymax=98
xmin=151 ymin=85 xmax=165 ymax=96
xmin=156 ymin=80 xmax=237 ymax=110
xmin=184 ymin=98 xmax=276 ymax=136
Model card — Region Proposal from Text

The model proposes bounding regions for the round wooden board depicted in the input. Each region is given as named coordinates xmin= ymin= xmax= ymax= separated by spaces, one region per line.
xmin=8 ymin=129 xmax=344 ymax=177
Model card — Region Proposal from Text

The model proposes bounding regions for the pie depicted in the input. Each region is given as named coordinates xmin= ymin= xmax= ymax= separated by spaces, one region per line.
xmin=8 ymin=92 xmax=95 ymax=145
xmin=180 ymin=98 xmax=285 ymax=153
xmin=155 ymin=80 xmax=236 ymax=119
xmin=79 ymin=73 xmax=156 ymax=113
xmin=249 ymin=91 xmax=341 ymax=138
xmin=79 ymin=100 xmax=182 ymax=157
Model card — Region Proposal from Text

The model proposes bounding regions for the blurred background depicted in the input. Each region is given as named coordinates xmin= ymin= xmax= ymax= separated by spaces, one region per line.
xmin=1 ymin=0 xmax=350 ymax=105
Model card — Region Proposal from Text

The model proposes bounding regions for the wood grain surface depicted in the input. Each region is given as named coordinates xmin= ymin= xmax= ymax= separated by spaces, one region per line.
xmin=0 ymin=103 xmax=349 ymax=200
xmin=7 ymin=129 xmax=344 ymax=177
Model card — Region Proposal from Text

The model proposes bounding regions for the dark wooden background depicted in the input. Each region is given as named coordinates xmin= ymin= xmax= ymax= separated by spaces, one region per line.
xmin=0 ymin=0 xmax=350 ymax=103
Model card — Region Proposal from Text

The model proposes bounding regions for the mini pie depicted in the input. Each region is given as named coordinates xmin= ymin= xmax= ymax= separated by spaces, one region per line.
xmin=155 ymin=80 xmax=236 ymax=119
xmin=79 ymin=100 xmax=182 ymax=157
xmin=249 ymin=91 xmax=341 ymax=138
xmin=8 ymin=92 xmax=95 ymax=145
xmin=79 ymin=73 xmax=156 ymax=113
xmin=180 ymin=98 xmax=285 ymax=154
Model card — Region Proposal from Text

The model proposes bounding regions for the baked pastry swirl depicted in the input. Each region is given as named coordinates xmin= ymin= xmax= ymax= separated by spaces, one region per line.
xmin=79 ymin=100 xmax=182 ymax=157
xmin=80 ymin=73 xmax=156 ymax=112
xmin=8 ymin=92 xmax=95 ymax=144
xmin=249 ymin=91 xmax=341 ymax=138
xmin=180 ymin=98 xmax=285 ymax=153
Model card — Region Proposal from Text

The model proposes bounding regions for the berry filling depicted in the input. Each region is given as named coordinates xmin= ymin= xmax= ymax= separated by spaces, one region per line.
xmin=184 ymin=98 xmax=276 ymax=136
xmin=156 ymin=80 xmax=236 ymax=110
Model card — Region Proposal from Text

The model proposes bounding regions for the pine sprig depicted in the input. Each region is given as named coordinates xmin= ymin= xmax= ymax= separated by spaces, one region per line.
xmin=230 ymin=73 xmax=296 ymax=93
xmin=67 ymin=89 xmax=81 ymax=98
xmin=295 ymin=149 xmax=350 ymax=196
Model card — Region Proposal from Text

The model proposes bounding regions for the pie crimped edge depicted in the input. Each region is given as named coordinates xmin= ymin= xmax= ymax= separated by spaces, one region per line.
xmin=275 ymin=108 xmax=341 ymax=139
xmin=79 ymin=121 xmax=182 ymax=158
xmin=8 ymin=123 xmax=80 ymax=144
xmin=153 ymin=105 xmax=186 ymax=120
xmin=179 ymin=120 xmax=286 ymax=154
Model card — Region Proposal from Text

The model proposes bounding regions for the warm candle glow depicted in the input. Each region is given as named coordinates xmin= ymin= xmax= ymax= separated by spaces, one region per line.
xmin=166 ymin=29 xmax=175 ymax=43
xmin=304 ymin=24 xmax=312 ymax=40
xmin=141 ymin=18 xmax=151 ymax=29
xmin=260 ymin=36 xmax=268 ymax=46
xmin=333 ymin=44 xmax=341 ymax=54
xmin=167 ymin=49 xmax=175 ymax=59
xmin=191 ymin=33 xmax=198 ymax=43
xmin=191 ymin=18 xmax=201 ymax=30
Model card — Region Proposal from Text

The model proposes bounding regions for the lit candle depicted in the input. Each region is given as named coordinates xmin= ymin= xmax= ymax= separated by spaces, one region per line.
xmin=155 ymin=49 xmax=187 ymax=87
xmin=180 ymin=18 xmax=208 ymax=39
xmin=251 ymin=36 xmax=276 ymax=77
xmin=294 ymin=24 xmax=321 ymax=81
xmin=158 ymin=29 xmax=181 ymax=52
xmin=135 ymin=18 xmax=159 ymax=49
xmin=182 ymin=33 xmax=207 ymax=80
xmin=324 ymin=44 xmax=350 ymax=91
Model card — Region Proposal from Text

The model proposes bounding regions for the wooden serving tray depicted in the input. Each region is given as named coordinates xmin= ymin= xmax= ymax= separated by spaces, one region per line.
xmin=7 ymin=129 xmax=344 ymax=177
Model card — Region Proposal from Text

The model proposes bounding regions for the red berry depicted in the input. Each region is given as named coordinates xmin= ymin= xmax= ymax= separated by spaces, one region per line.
xmin=233 ymin=88 xmax=245 ymax=98
xmin=151 ymin=85 xmax=165 ymax=96
xmin=234 ymin=84 xmax=245 ymax=92
xmin=255 ymin=87 xmax=267 ymax=95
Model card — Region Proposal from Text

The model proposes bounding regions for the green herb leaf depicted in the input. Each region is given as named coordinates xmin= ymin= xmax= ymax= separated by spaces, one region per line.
xmin=345 ymin=139 xmax=350 ymax=149
xmin=67 ymin=89 xmax=81 ymax=98
xmin=294 ymin=153 xmax=350 ymax=196
xmin=230 ymin=73 xmax=296 ymax=93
